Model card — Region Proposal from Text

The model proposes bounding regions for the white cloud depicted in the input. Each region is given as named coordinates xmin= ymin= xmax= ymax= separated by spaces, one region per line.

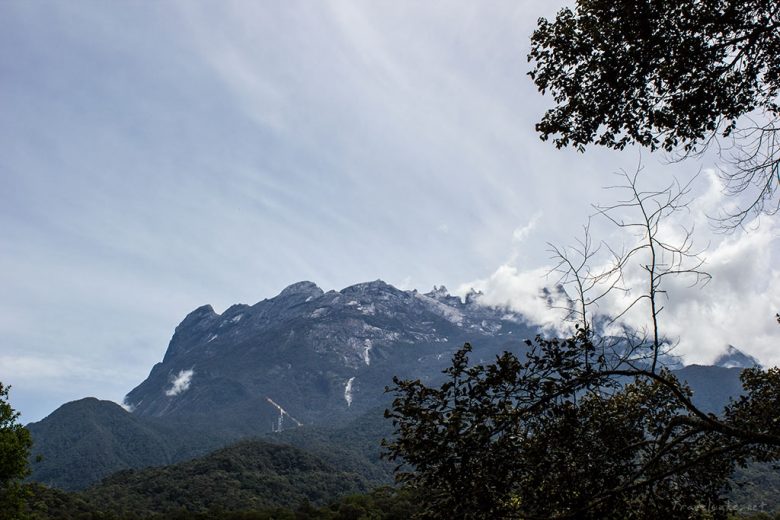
xmin=458 ymin=264 xmax=569 ymax=331
xmin=165 ymin=369 xmax=194 ymax=397
xmin=464 ymin=171 xmax=780 ymax=366
xmin=656 ymin=222 xmax=779 ymax=365
xmin=512 ymin=212 xmax=541 ymax=243
xmin=596 ymin=172 xmax=780 ymax=365
xmin=344 ymin=376 xmax=355 ymax=407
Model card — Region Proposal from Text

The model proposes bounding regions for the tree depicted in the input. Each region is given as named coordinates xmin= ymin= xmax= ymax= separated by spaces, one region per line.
xmin=0 ymin=382 xmax=32 ymax=519
xmin=528 ymin=0 xmax=780 ymax=226
xmin=385 ymin=338 xmax=745 ymax=519
xmin=383 ymin=174 xmax=780 ymax=519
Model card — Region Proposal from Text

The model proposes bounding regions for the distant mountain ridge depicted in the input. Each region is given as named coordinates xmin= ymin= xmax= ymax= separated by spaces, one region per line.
xmin=27 ymin=280 xmax=759 ymax=491
xmin=713 ymin=344 xmax=762 ymax=369
xmin=122 ymin=280 xmax=536 ymax=435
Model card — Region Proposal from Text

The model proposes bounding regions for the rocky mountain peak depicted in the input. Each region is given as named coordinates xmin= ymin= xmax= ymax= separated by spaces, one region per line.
xmin=178 ymin=305 xmax=217 ymax=326
xmin=339 ymin=280 xmax=407 ymax=304
xmin=713 ymin=345 xmax=761 ymax=369
xmin=424 ymin=285 xmax=462 ymax=307
xmin=165 ymin=305 xmax=219 ymax=362
xmin=340 ymin=279 xmax=394 ymax=293
xmin=426 ymin=285 xmax=450 ymax=299
xmin=464 ymin=289 xmax=483 ymax=305
xmin=276 ymin=281 xmax=324 ymax=300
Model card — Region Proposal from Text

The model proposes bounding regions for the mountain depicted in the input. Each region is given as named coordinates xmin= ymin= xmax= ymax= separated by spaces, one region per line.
xmin=26 ymin=397 xmax=226 ymax=490
xmin=26 ymin=398 xmax=173 ymax=490
xmin=27 ymin=397 xmax=394 ymax=493
xmin=26 ymin=280 xmax=762 ymax=491
xmin=122 ymin=280 xmax=536 ymax=436
xmin=672 ymin=365 xmax=745 ymax=413
xmin=713 ymin=345 xmax=762 ymax=369
xmin=29 ymin=281 xmax=535 ymax=490
xmin=672 ymin=345 xmax=759 ymax=413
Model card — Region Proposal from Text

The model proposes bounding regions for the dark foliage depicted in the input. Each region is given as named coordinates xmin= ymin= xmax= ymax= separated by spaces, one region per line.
xmin=274 ymin=406 xmax=396 ymax=485
xmin=529 ymin=0 xmax=779 ymax=152
xmin=79 ymin=439 xmax=369 ymax=516
xmin=384 ymin=328 xmax=780 ymax=519
xmin=23 ymin=483 xmax=418 ymax=520
xmin=24 ymin=483 xmax=111 ymax=520
xmin=0 ymin=382 xmax=32 ymax=520
xmin=528 ymin=0 xmax=780 ymax=223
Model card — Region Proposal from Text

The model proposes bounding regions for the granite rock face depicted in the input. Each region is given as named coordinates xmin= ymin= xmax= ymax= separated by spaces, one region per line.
xmin=123 ymin=280 xmax=536 ymax=434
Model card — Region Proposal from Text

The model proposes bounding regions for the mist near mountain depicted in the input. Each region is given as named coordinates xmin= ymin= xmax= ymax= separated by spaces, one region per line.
xmin=27 ymin=280 xmax=757 ymax=492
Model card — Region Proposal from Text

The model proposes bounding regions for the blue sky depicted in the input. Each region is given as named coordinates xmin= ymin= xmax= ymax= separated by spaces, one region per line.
xmin=2 ymin=1 xmax=778 ymax=423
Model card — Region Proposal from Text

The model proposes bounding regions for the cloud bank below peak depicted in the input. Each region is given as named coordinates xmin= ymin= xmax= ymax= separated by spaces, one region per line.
xmin=460 ymin=172 xmax=780 ymax=367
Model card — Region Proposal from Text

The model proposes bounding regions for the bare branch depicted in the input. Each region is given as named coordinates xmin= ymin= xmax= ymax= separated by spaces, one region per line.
xmin=549 ymin=164 xmax=709 ymax=373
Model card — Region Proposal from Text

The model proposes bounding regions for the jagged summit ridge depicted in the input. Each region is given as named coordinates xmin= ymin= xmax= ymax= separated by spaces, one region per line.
xmin=123 ymin=279 xmax=535 ymax=430
xmin=277 ymin=280 xmax=324 ymax=299
xmin=128 ymin=280 xmax=761 ymax=437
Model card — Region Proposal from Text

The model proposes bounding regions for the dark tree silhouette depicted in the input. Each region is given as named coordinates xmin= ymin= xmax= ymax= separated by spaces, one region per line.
xmin=528 ymin=0 xmax=780 ymax=226
xmin=384 ymin=174 xmax=780 ymax=519
xmin=0 ymin=382 xmax=32 ymax=519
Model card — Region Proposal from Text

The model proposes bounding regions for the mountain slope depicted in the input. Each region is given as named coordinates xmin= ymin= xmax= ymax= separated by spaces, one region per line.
xmin=27 ymin=396 xmax=394 ymax=493
xmin=122 ymin=281 xmax=536 ymax=436
xmin=80 ymin=439 xmax=369 ymax=515
xmin=26 ymin=398 xmax=225 ymax=490
xmin=26 ymin=398 xmax=174 ymax=490
xmin=673 ymin=364 xmax=745 ymax=413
